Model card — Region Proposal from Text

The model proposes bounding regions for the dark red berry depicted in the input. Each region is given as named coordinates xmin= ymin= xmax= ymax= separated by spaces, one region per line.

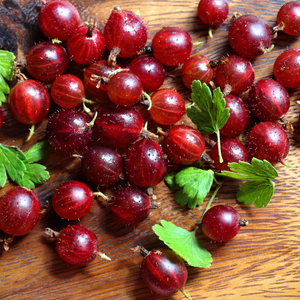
xmin=67 ymin=23 xmax=105 ymax=65
xmin=247 ymin=121 xmax=290 ymax=165
xmin=110 ymin=187 xmax=150 ymax=225
xmin=202 ymin=205 xmax=246 ymax=242
xmin=26 ymin=41 xmax=69 ymax=83
xmin=128 ymin=56 xmax=166 ymax=93
xmin=125 ymin=139 xmax=168 ymax=187
xmin=92 ymin=103 xmax=143 ymax=149
xmin=197 ymin=0 xmax=229 ymax=26
xmin=38 ymin=0 xmax=81 ymax=41
xmin=104 ymin=6 xmax=148 ymax=64
xmin=141 ymin=248 xmax=188 ymax=296
xmin=152 ymin=27 xmax=193 ymax=66
xmin=51 ymin=74 xmax=85 ymax=108
xmin=273 ymin=49 xmax=300 ymax=89
xmin=9 ymin=79 xmax=50 ymax=125
xmin=46 ymin=108 xmax=93 ymax=155
xmin=83 ymin=60 xmax=120 ymax=100
xmin=181 ymin=55 xmax=214 ymax=89
xmin=0 ymin=187 xmax=40 ymax=237
xmin=163 ymin=125 xmax=206 ymax=165
xmin=220 ymin=95 xmax=249 ymax=138
xmin=82 ymin=146 xmax=123 ymax=187
xmin=228 ymin=15 xmax=272 ymax=59
xmin=277 ymin=1 xmax=300 ymax=36
xmin=56 ymin=225 xmax=99 ymax=266
xmin=52 ymin=181 xmax=94 ymax=220
xmin=210 ymin=137 xmax=251 ymax=171
xmin=107 ymin=71 xmax=143 ymax=107
xmin=149 ymin=89 xmax=185 ymax=125
xmin=214 ymin=54 xmax=255 ymax=95
xmin=247 ymin=78 xmax=290 ymax=122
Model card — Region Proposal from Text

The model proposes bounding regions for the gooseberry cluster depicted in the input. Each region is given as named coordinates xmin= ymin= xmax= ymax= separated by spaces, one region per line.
xmin=0 ymin=0 xmax=298 ymax=298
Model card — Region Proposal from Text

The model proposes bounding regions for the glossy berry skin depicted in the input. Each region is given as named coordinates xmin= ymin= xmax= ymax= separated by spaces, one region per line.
xmin=83 ymin=60 xmax=120 ymax=100
xmin=52 ymin=181 xmax=94 ymax=220
xmin=149 ymin=89 xmax=185 ymax=125
xmin=210 ymin=137 xmax=251 ymax=171
xmin=247 ymin=121 xmax=290 ymax=165
xmin=181 ymin=55 xmax=214 ymax=89
xmin=247 ymin=78 xmax=290 ymax=122
xmin=163 ymin=125 xmax=206 ymax=165
xmin=9 ymin=79 xmax=50 ymax=125
xmin=228 ymin=15 xmax=272 ymax=59
xmin=220 ymin=95 xmax=249 ymax=137
xmin=0 ymin=187 xmax=40 ymax=236
xmin=125 ymin=139 xmax=168 ymax=187
xmin=93 ymin=103 xmax=143 ymax=149
xmin=82 ymin=146 xmax=123 ymax=187
xmin=110 ymin=187 xmax=150 ymax=225
xmin=46 ymin=108 xmax=92 ymax=155
xmin=104 ymin=6 xmax=148 ymax=59
xmin=273 ymin=49 xmax=300 ymax=89
xmin=128 ymin=56 xmax=166 ymax=93
xmin=197 ymin=0 xmax=229 ymax=26
xmin=51 ymin=74 xmax=85 ymax=108
xmin=277 ymin=1 xmax=300 ymax=36
xmin=38 ymin=0 xmax=81 ymax=41
xmin=215 ymin=55 xmax=255 ymax=95
xmin=56 ymin=225 xmax=99 ymax=266
xmin=201 ymin=205 xmax=242 ymax=242
xmin=141 ymin=248 xmax=188 ymax=296
xmin=26 ymin=42 xmax=69 ymax=83
xmin=67 ymin=25 xmax=106 ymax=65
xmin=107 ymin=72 xmax=143 ymax=107
xmin=152 ymin=27 xmax=193 ymax=66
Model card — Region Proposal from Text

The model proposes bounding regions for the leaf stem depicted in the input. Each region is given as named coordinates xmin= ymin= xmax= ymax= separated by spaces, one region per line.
xmin=216 ymin=130 xmax=223 ymax=163
xmin=199 ymin=179 xmax=223 ymax=224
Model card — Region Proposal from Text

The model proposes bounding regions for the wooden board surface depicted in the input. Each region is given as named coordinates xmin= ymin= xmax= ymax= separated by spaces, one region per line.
xmin=0 ymin=0 xmax=300 ymax=299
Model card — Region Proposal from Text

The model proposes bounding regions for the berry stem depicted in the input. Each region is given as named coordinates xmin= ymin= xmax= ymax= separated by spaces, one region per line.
xmin=86 ymin=111 xmax=98 ymax=127
xmin=98 ymin=252 xmax=111 ymax=261
xmin=208 ymin=27 xmax=213 ymax=39
xmin=26 ymin=125 xmax=35 ymax=142
xmin=180 ymin=288 xmax=193 ymax=299
xmin=199 ymin=179 xmax=223 ymax=224
xmin=142 ymin=91 xmax=152 ymax=110
xmin=93 ymin=190 xmax=109 ymax=201
xmin=107 ymin=67 xmax=130 ymax=79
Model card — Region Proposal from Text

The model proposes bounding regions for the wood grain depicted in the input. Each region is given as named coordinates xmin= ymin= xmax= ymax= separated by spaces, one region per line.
xmin=0 ymin=0 xmax=300 ymax=299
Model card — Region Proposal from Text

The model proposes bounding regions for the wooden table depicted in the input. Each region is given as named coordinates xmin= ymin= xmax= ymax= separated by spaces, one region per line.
xmin=0 ymin=0 xmax=300 ymax=299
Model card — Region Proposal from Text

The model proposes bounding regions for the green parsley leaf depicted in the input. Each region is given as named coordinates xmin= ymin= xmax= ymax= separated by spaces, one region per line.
xmin=165 ymin=171 xmax=181 ymax=190
xmin=0 ymin=50 xmax=16 ymax=80
xmin=24 ymin=140 xmax=49 ymax=163
xmin=186 ymin=80 xmax=230 ymax=162
xmin=236 ymin=179 xmax=275 ymax=208
xmin=220 ymin=158 xmax=278 ymax=180
xmin=187 ymin=81 xmax=229 ymax=135
xmin=0 ymin=74 xmax=10 ymax=94
xmin=217 ymin=158 xmax=278 ymax=207
xmin=0 ymin=141 xmax=50 ymax=188
xmin=0 ymin=50 xmax=15 ymax=105
xmin=175 ymin=167 xmax=214 ymax=208
xmin=152 ymin=220 xmax=212 ymax=268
